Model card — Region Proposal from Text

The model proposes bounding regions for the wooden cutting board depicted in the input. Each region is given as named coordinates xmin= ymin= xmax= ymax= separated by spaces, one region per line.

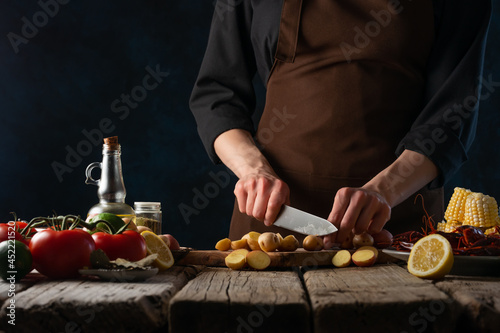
xmin=173 ymin=248 xmax=398 ymax=267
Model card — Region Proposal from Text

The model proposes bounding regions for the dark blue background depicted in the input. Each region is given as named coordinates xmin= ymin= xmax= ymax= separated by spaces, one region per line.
xmin=0 ymin=1 xmax=499 ymax=249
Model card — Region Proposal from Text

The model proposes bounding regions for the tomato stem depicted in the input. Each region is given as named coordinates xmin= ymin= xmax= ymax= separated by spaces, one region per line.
xmin=21 ymin=215 xmax=98 ymax=233
xmin=9 ymin=212 xmax=18 ymax=222
xmin=19 ymin=215 xmax=122 ymax=236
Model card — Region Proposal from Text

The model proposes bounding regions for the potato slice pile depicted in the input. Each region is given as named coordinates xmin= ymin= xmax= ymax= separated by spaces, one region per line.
xmin=217 ymin=231 xmax=299 ymax=270
xmin=216 ymin=231 xmax=380 ymax=270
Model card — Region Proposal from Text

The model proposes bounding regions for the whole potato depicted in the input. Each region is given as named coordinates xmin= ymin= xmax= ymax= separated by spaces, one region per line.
xmin=158 ymin=234 xmax=171 ymax=247
xmin=162 ymin=234 xmax=180 ymax=250
xmin=303 ymin=235 xmax=324 ymax=251
xmin=258 ymin=232 xmax=280 ymax=252
xmin=371 ymin=229 xmax=393 ymax=248
xmin=137 ymin=226 xmax=153 ymax=234
xmin=339 ymin=231 xmax=354 ymax=249
xmin=352 ymin=232 xmax=374 ymax=248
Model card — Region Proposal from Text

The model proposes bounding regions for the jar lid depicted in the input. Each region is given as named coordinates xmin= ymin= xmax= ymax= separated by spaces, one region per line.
xmin=134 ymin=202 xmax=161 ymax=210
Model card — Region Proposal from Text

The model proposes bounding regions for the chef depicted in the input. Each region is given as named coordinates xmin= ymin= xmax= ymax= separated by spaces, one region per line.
xmin=190 ymin=0 xmax=491 ymax=247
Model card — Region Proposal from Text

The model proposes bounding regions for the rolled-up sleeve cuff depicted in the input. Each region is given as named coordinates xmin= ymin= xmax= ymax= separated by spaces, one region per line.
xmin=396 ymin=124 xmax=469 ymax=188
xmin=196 ymin=106 xmax=255 ymax=164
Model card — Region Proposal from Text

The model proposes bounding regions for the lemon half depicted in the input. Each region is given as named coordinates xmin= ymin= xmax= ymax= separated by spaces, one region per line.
xmin=407 ymin=234 xmax=454 ymax=279
xmin=141 ymin=231 xmax=174 ymax=271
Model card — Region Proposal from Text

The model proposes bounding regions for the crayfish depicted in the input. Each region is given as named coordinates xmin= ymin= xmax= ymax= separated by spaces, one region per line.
xmin=391 ymin=195 xmax=500 ymax=256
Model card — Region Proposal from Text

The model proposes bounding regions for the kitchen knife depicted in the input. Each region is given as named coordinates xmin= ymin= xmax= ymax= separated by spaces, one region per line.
xmin=273 ymin=205 xmax=337 ymax=236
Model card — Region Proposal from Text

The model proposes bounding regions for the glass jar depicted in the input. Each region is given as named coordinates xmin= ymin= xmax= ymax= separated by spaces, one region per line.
xmin=134 ymin=202 xmax=162 ymax=234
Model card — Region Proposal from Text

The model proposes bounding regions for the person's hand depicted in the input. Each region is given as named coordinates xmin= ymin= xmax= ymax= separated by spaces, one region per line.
xmin=213 ymin=129 xmax=290 ymax=225
xmin=234 ymin=172 xmax=290 ymax=226
xmin=323 ymin=187 xmax=391 ymax=248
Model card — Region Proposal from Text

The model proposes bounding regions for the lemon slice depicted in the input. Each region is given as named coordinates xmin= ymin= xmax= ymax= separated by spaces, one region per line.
xmin=407 ymin=234 xmax=454 ymax=279
xmin=141 ymin=231 xmax=174 ymax=271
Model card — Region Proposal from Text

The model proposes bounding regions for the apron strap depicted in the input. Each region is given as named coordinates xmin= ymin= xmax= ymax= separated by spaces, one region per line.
xmin=275 ymin=0 xmax=303 ymax=63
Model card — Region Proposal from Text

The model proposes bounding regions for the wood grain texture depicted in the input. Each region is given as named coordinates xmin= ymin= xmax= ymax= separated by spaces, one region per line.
xmin=0 ymin=266 xmax=201 ymax=333
xmin=435 ymin=276 xmax=500 ymax=333
xmin=169 ymin=267 xmax=311 ymax=333
xmin=304 ymin=264 xmax=457 ymax=333
xmin=0 ymin=271 xmax=46 ymax=304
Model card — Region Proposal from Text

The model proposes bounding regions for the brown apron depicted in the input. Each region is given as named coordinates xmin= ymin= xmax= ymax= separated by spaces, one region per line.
xmin=229 ymin=0 xmax=444 ymax=241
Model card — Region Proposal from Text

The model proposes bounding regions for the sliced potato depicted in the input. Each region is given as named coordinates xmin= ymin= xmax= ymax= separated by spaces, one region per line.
xmin=332 ymin=250 xmax=352 ymax=268
xmin=242 ymin=232 xmax=261 ymax=251
xmin=232 ymin=248 xmax=250 ymax=257
xmin=352 ymin=248 xmax=377 ymax=267
xmin=231 ymin=238 xmax=249 ymax=250
xmin=215 ymin=238 xmax=232 ymax=251
xmin=225 ymin=252 xmax=247 ymax=270
xmin=278 ymin=235 xmax=299 ymax=252
xmin=246 ymin=250 xmax=271 ymax=270
xmin=356 ymin=246 xmax=379 ymax=260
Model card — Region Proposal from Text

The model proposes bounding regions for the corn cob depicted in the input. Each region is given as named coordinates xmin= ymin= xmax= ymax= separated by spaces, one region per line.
xmin=463 ymin=193 xmax=500 ymax=228
xmin=446 ymin=221 xmax=461 ymax=233
xmin=444 ymin=187 xmax=471 ymax=223
xmin=484 ymin=226 xmax=500 ymax=236
xmin=437 ymin=220 xmax=461 ymax=233
xmin=436 ymin=221 xmax=446 ymax=232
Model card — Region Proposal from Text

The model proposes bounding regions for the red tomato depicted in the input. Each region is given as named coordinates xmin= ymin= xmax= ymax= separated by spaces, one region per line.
xmin=18 ymin=221 xmax=36 ymax=233
xmin=29 ymin=229 xmax=96 ymax=279
xmin=92 ymin=230 xmax=147 ymax=261
xmin=14 ymin=221 xmax=37 ymax=238
xmin=13 ymin=221 xmax=28 ymax=229
xmin=0 ymin=223 xmax=30 ymax=246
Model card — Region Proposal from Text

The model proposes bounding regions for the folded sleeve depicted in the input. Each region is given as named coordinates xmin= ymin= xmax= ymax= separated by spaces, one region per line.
xmin=189 ymin=0 xmax=258 ymax=163
xmin=396 ymin=0 xmax=492 ymax=187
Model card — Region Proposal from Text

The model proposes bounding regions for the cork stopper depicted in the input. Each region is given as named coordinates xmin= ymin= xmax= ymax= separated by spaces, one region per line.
xmin=103 ymin=136 xmax=120 ymax=150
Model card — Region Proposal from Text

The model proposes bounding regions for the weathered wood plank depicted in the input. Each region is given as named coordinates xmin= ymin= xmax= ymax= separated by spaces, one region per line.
xmin=0 ymin=265 xmax=201 ymax=333
xmin=169 ymin=267 xmax=311 ymax=333
xmin=0 ymin=272 xmax=46 ymax=304
xmin=304 ymin=264 xmax=457 ymax=333
xmin=435 ymin=276 xmax=500 ymax=333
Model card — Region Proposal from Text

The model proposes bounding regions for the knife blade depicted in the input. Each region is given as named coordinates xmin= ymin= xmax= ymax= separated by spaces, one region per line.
xmin=273 ymin=205 xmax=337 ymax=236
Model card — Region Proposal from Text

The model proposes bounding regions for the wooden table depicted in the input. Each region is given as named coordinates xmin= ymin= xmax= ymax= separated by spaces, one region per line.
xmin=1 ymin=252 xmax=500 ymax=333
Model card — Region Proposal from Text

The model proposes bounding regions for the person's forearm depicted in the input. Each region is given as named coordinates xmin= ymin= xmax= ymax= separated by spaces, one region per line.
xmin=213 ymin=129 xmax=277 ymax=179
xmin=215 ymin=129 xmax=289 ymax=224
xmin=362 ymin=150 xmax=439 ymax=208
